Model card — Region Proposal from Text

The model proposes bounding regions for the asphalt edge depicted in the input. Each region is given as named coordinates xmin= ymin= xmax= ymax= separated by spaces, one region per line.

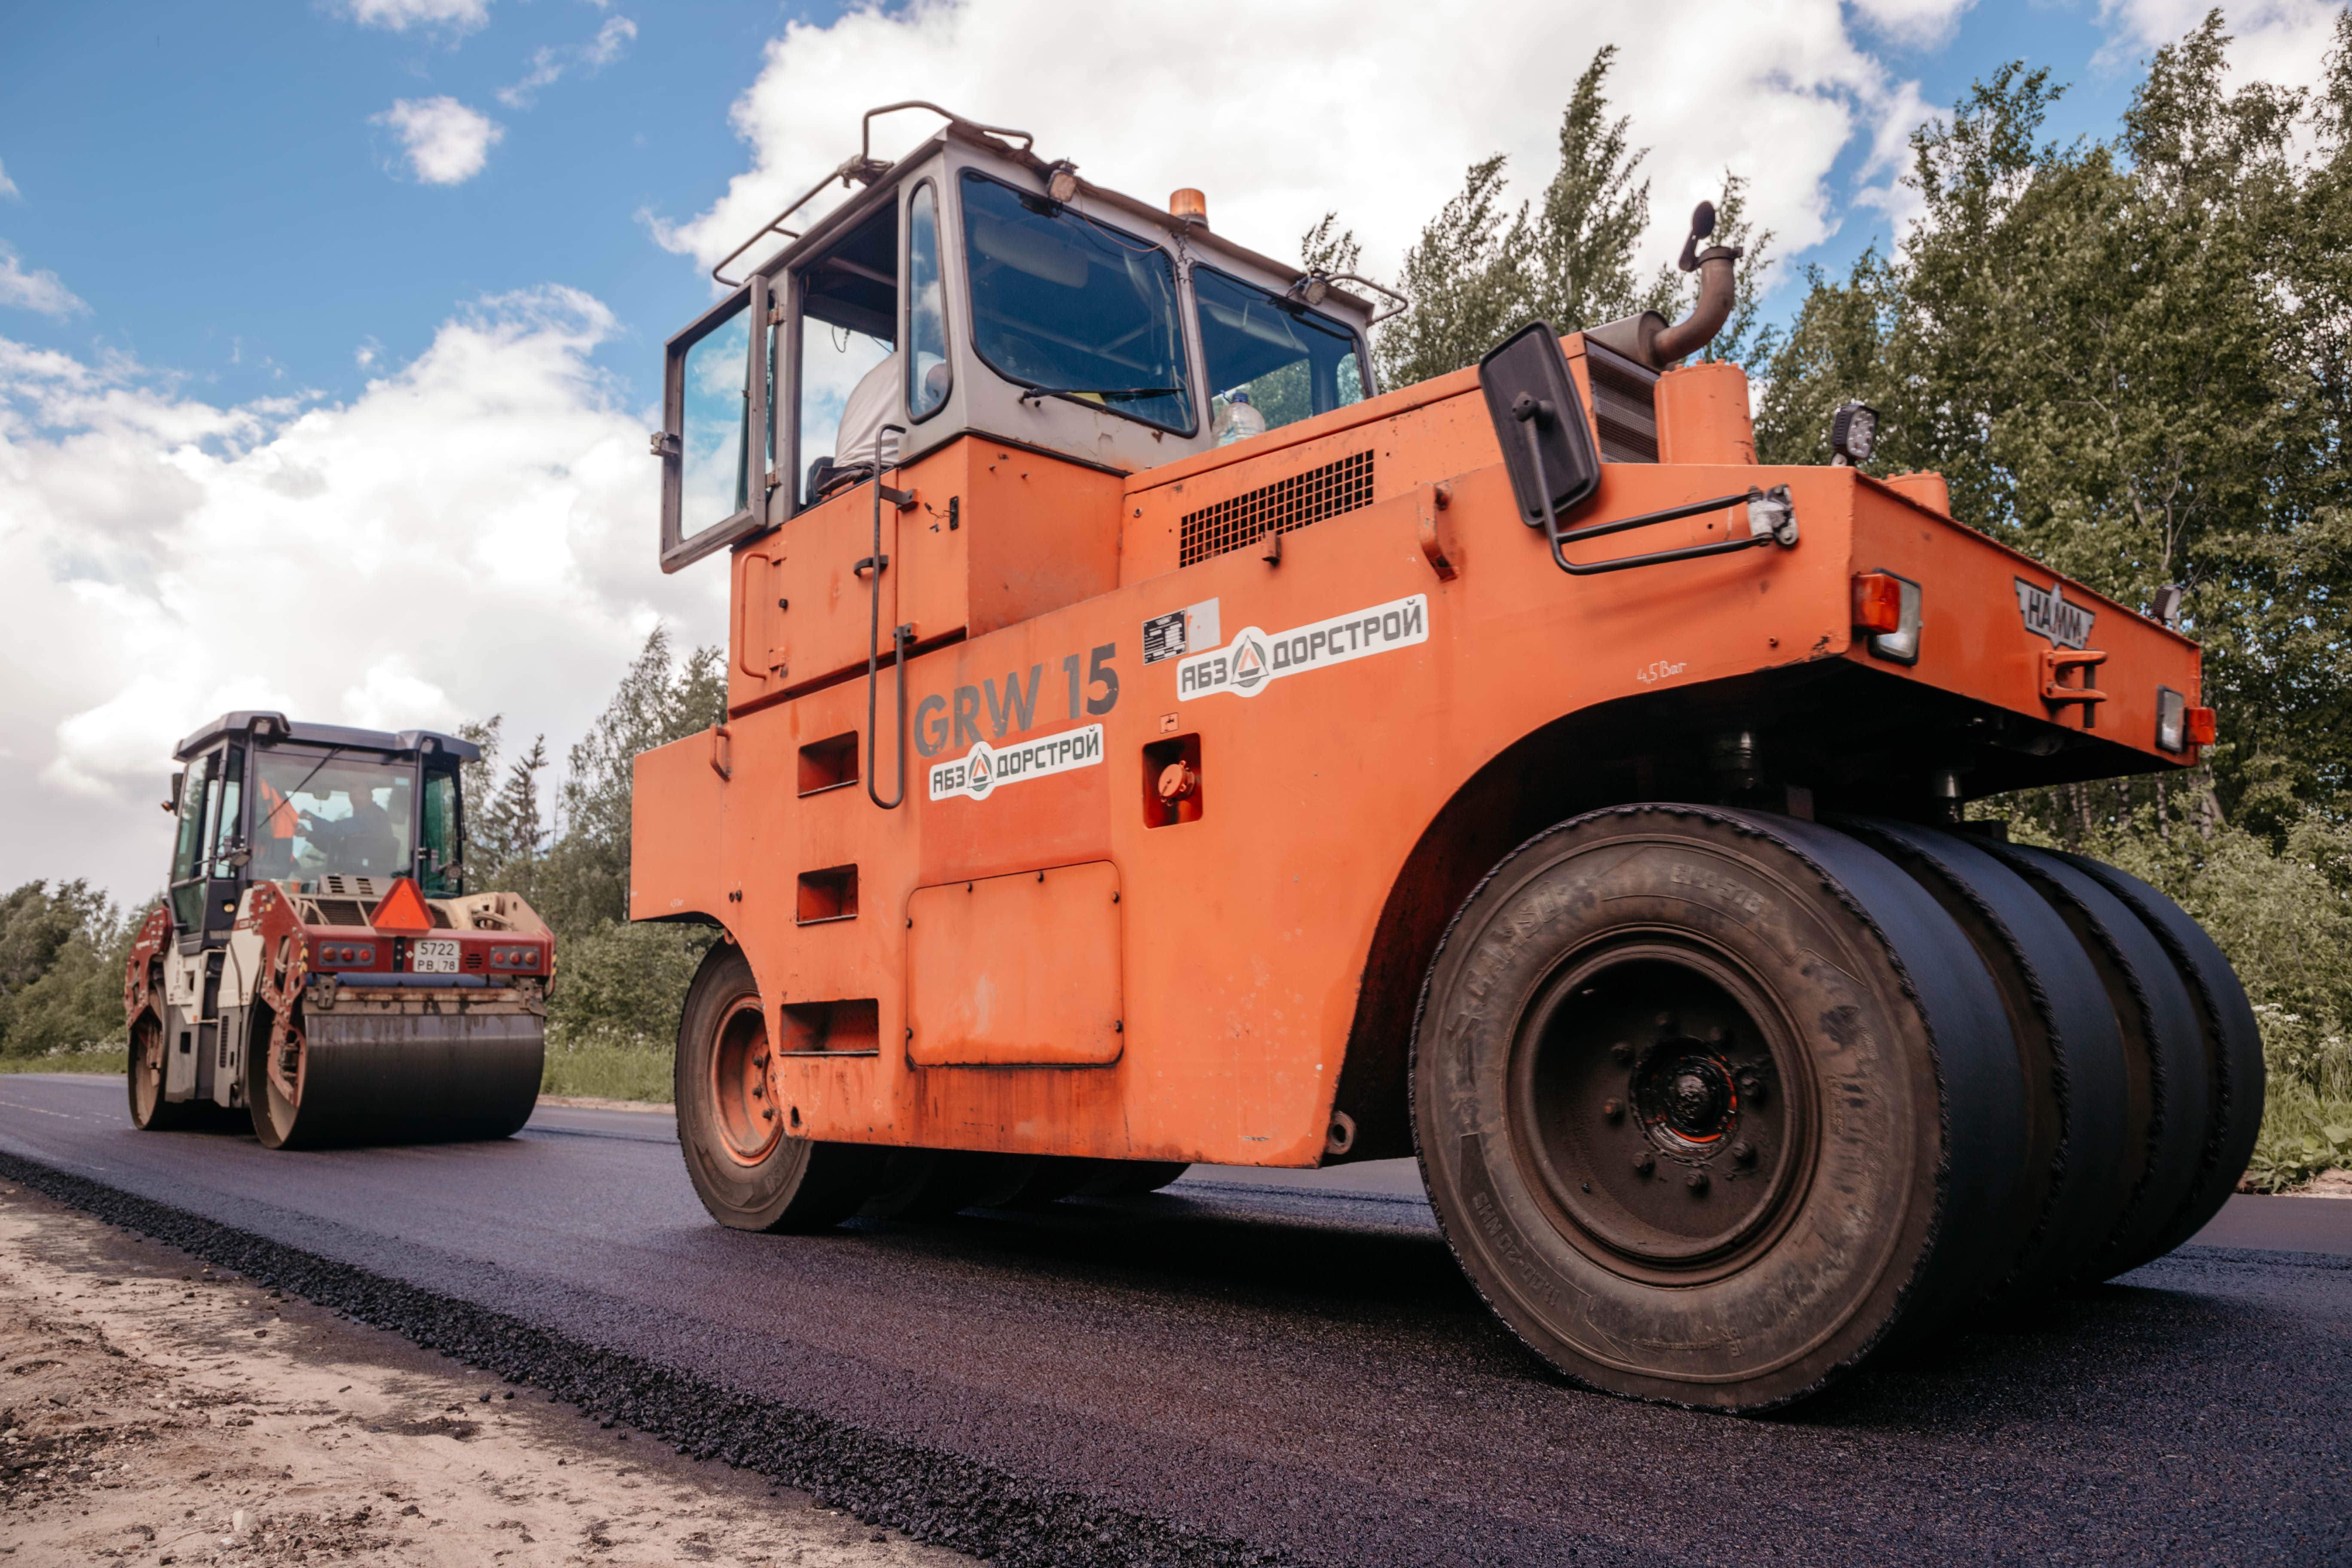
xmin=0 ymin=1147 xmax=1287 ymax=1568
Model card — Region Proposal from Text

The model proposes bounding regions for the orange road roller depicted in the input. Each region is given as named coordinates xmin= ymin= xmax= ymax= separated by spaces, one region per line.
xmin=629 ymin=105 xmax=2258 ymax=1409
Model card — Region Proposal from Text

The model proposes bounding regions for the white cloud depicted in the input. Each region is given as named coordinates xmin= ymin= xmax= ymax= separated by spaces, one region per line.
xmin=499 ymin=15 xmax=638 ymax=108
xmin=1850 ymin=0 xmax=1980 ymax=49
xmin=0 ymin=245 xmax=86 ymax=318
xmin=2096 ymin=0 xmax=2345 ymax=90
xmin=0 ymin=159 xmax=18 ymax=200
xmin=649 ymin=0 xmax=1948 ymax=292
xmin=338 ymin=0 xmax=491 ymax=34
xmin=374 ymin=96 xmax=505 ymax=186
xmin=0 ymin=288 xmax=722 ymax=900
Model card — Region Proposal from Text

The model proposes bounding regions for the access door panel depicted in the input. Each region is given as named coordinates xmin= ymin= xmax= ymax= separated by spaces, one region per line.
xmin=906 ymin=860 xmax=1122 ymax=1066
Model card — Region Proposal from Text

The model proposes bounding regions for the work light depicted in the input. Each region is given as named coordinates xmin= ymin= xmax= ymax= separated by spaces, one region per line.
xmin=1830 ymin=401 xmax=1878 ymax=467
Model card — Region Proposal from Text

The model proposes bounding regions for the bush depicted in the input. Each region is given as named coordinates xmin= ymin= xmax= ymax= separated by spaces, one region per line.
xmin=545 ymin=919 xmax=715 ymax=1051
xmin=0 ymin=881 xmax=142 ymax=1059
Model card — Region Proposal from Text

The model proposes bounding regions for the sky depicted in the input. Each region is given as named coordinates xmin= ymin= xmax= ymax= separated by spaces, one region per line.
xmin=1 ymin=0 xmax=2344 ymax=906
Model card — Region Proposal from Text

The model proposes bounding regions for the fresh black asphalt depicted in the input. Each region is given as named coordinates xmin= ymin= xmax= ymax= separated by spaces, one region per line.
xmin=2 ymin=1074 xmax=2346 ymax=1566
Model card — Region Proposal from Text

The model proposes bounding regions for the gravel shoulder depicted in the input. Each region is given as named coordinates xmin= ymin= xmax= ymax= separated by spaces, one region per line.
xmin=0 ymin=1182 xmax=972 ymax=1567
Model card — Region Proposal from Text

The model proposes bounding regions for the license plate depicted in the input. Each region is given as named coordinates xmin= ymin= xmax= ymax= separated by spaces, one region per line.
xmin=410 ymin=939 xmax=460 ymax=974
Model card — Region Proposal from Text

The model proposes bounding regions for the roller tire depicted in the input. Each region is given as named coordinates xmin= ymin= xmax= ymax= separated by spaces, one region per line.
xmin=1072 ymin=1160 xmax=1192 ymax=1197
xmin=126 ymin=1011 xmax=202 ymax=1132
xmin=2055 ymin=853 xmax=2263 ymax=1257
xmin=677 ymin=944 xmax=883 ymax=1232
xmin=1838 ymin=819 xmax=2130 ymax=1302
xmin=1411 ymin=805 xmax=2026 ymax=1410
xmin=861 ymin=1150 xmax=1039 ymax=1219
xmin=1974 ymin=842 xmax=2209 ymax=1280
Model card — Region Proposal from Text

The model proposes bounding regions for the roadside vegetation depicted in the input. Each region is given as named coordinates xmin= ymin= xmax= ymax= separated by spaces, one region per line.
xmin=2 ymin=14 xmax=2343 ymax=1185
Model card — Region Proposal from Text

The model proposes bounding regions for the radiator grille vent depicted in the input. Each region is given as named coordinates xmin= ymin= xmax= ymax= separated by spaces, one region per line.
xmin=1179 ymin=450 xmax=1374 ymax=567
xmin=1585 ymin=343 xmax=1659 ymax=464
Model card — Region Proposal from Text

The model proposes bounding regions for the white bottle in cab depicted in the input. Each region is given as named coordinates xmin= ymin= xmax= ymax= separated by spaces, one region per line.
xmin=1213 ymin=389 xmax=1266 ymax=446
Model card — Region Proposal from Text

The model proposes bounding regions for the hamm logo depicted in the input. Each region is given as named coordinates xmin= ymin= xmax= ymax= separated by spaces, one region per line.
xmin=2015 ymin=579 xmax=2095 ymax=649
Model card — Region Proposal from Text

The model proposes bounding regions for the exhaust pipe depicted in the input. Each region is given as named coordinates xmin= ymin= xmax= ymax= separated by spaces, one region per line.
xmin=1583 ymin=202 xmax=1745 ymax=370
xmin=1651 ymin=202 xmax=1742 ymax=364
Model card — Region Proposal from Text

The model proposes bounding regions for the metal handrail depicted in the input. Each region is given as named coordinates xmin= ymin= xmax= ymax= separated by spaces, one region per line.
xmin=711 ymin=103 xmax=1036 ymax=287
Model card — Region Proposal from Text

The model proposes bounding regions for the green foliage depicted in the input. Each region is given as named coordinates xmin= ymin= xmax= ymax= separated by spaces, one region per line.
xmin=0 ymin=1047 xmax=126 ymax=1076
xmin=457 ymin=628 xmax=725 ymax=1083
xmin=1758 ymin=13 xmax=2352 ymax=829
xmin=543 ymin=919 xmax=714 ymax=1052
xmin=0 ymin=881 xmax=141 ymax=1059
xmin=539 ymin=1038 xmax=676 ymax=1103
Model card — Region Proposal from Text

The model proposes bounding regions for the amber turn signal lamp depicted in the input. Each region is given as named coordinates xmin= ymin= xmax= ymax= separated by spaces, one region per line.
xmin=1852 ymin=573 xmax=1904 ymax=634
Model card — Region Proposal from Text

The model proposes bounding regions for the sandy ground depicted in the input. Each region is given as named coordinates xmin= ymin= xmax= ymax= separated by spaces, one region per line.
xmin=0 ymin=1184 xmax=974 ymax=1567
xmin=2291 ymin=1167 xmax=2352 ymax=1198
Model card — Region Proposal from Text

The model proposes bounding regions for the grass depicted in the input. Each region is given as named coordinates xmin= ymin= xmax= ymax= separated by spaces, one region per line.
xmin=540 ymin=1037 xmax=673 ymax=1104
xmin=0 ymin=1048 xmax=126 ymax=1076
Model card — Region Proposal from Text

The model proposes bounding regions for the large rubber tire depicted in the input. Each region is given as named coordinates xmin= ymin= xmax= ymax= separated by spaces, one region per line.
xmin=1974 ymin=842 xmax=2209 ymax=1280
xmin=1411 ymin=805 xmax=2027 ymax=1411
xmin=677 ymin=943 xmax=883 ymax=1231
xmin=2055 ymin=853 xmax=2264 ymax=1258
xmin=1838 ymin=819 xmax=2130 ymax=1303
xmin=126 ymin=1011 xmax=202 ymax=1132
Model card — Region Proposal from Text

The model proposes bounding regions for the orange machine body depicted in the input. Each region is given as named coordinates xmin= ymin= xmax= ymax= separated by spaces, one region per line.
xmin=632 ymin=343 xmax=2200 ymax=1172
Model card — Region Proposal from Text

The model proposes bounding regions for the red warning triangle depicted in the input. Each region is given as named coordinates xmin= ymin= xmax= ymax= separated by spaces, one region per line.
xmin=368 ymin=876 xmax=435 ymax=933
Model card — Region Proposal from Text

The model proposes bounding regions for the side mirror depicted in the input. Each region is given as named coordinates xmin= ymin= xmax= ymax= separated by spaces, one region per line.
xmin=1479 ymin=322 xmax=1601 ymax=530
xmin=165 ymin=770 xmax=185 ymax=814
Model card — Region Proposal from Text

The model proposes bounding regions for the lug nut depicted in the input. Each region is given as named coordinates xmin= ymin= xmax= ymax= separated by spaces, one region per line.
xmin=1632 ymin=1152 xmax=1655 ymax=1176
xmin=1687 ymin=1172 xmax=1710 ymax=1195
xmin=1732 ymin=1141 xmax=1758 ymax=1166
xmin=1611 ymin=1041 xmax=1633 ymax=1063
xmin=1655 ymin=1012 xmax=1676 ymax=1032
xmin=1707 ymin=1026 xmax=1727 ymax=1044
xmin=1602 ymin=1098 xmax=1624 ymax=1123
xmin=763 ymin=1108 xmax=775 ymax=1121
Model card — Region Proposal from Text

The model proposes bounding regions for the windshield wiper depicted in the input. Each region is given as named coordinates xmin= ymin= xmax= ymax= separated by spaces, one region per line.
xmin=1018 ymin=385 xmax=1182 ymax=404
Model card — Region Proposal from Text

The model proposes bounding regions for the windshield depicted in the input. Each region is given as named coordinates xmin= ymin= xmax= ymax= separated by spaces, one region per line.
xmin=1194 ymin=265 xmax=1366 ymax=444
xmin=959 ymin=171 xmax=1192 ymax=433
xmin=249 ymin=751 xmax=415 ymax=884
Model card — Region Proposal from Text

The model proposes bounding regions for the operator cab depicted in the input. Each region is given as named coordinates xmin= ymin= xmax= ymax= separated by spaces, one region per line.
xmin=165 ymin=712 xmax=479 ymax=955
xmin=658 ymin=104 xmax=1390 ymax=571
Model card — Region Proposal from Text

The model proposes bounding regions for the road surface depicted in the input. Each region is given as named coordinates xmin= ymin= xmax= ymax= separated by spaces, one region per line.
xmin=2 ymin=1073 xmax=2345 ymax=1566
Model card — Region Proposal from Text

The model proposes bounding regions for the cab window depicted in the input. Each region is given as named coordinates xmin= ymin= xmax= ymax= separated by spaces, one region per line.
xmin=1193 ymin=265 xmax=1366 ymax=444
xmin=169 ymin=752 xmax=218 ymax=930
xmin=208 ymin=746 xmax=245 ymax=879
xmin=959 ymin=171 xmax=1192 ymax=434
xmin=906 ymin=181 xmax=951 ymax=421
xmin=796 ymin=201 xmax=898 ymax=504
xmin=421 ymin=766 xmax=462 ymax=895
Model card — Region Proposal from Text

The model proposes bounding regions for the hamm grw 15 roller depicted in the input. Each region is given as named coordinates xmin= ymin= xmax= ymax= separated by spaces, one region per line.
xmin=124 ymin=712 xmax=551 ymax=1148
xmin=630 ymin=104 xmax=2263 ymax=1409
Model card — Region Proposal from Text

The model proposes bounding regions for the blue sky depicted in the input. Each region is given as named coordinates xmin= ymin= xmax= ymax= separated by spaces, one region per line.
xmin=1 ymin=0 xmax=2340 ymax=901
xmin=0 ymin=0 xmax=2184 ymax=416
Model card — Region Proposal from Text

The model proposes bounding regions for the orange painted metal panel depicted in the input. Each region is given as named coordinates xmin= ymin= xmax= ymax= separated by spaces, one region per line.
xmin=638 ymin=341 xmax=2212 ymax=1173
xmin=906 ymin=860 xmax=1122 ymax=1066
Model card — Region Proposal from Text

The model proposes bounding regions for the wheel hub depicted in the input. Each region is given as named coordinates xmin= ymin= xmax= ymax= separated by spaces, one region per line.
xmin=1510 ymin=946 xmax=1809 ymax=1276
xmin=709 ymin=997 xmax=784 ymax=1166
